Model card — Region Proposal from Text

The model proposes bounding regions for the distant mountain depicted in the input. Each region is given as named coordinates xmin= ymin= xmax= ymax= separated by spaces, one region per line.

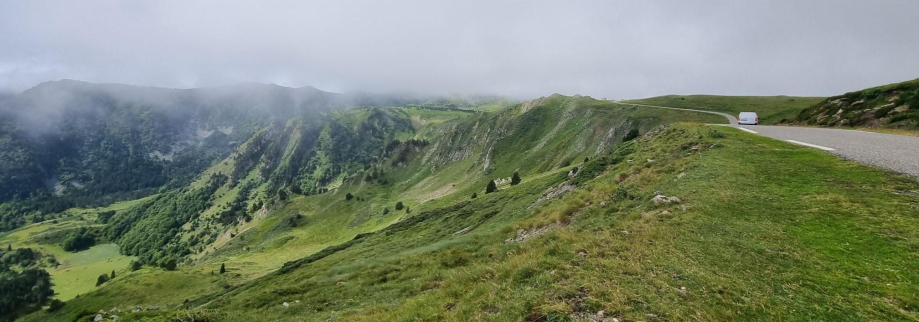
xmin=786 ymin=78 xmax=919 ymax=130
xmin=0 ymin=80 xmax=463 ymax=229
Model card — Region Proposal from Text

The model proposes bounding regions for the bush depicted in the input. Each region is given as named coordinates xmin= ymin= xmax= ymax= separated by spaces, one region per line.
xmin=161 ymin=258 xmax=177 ymax=271
xmin=95 ymin=274 xmax=109 ymax=287
xmin=129 ymin=260 xmax=142 ymax=271
xmin=395 ymin=202 xmax=404 ymax=211
xmin=277 ymin=189 xmax=288 ymax=201
xmin=346 ymin=193 xmax=354 ymax=201
xmin=623 ymin=129 xmax=640 ymax=142
xmin=707 ymin=128 xmax=725 ymax=138
xmin=61 ymin=228 xmax=95 ymax=252
xmin=511 ymin=172 xmax=521 ymax=185
xmin=471 ymin=193 xmax=477 ymax=199
xmin=486 ymin=181 xmax=498 ymax=194
xmin=47 ymin=299 xmax=65 ymax=312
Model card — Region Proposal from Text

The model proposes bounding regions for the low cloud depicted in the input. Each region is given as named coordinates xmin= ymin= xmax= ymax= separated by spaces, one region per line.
xmin=1 ymin=0 xmax=918 ymax=99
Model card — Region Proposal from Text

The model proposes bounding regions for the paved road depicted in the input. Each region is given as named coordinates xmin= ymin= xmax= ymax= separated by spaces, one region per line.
xmin=612 ymin=101 xmax=919 ymax=179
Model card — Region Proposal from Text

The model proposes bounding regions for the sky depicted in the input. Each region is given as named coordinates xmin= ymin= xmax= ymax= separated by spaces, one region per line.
xmin=1 ymin=0 xmax=918 ymax=99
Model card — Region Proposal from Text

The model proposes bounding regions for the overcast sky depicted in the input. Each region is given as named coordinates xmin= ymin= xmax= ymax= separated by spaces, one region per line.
xmin=1 ymin=1 xmax=918 ymax=99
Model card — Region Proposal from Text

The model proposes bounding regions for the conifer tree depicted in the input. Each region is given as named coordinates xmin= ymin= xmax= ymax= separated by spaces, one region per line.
xmin=486 ymin=180 xmax=497 ymax=194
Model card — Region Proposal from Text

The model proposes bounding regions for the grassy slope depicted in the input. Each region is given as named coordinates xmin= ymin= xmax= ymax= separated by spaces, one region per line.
xmin=202 ymin=124 xmax=917 ymax=321
xmin=21 ymin=96 xmax=726 ymax=320
xmin=27 ymin=98 xmax=919 ymax=321
xmin=625 ymin=95 xmax=825 ymax=124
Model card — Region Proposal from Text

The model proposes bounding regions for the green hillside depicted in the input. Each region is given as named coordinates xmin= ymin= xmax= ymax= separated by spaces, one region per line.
xmin=624 ymin=95 xmax=825 ymax=124
xmin=4 ymin=94 xmax=727 ymax=321
xmin=6 ymin=92 xmax=918 ymax=321
xmin=788 ymin=78 xmax=919 ymax=130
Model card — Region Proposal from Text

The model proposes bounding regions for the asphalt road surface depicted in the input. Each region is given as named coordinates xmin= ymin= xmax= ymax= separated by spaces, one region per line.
xmin=613 ymin=102 xmax=919 ymax=179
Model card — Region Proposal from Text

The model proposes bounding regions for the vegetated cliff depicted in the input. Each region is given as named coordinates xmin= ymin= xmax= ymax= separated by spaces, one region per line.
xmin=789 ymin=78 xmax=919 ymax=130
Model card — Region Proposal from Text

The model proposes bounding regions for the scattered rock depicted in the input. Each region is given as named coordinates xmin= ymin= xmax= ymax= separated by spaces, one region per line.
xmin=677 ymin=172 xmax=686 ymax=179
xmin=573 ymin=310 xmax=608 ymax=322
xmin=529 ymin=183 xmax=577 ymax=209
xmin=651 ymin=195 xmax=681 ymax=205
xmin=94 ymin=314 xmax=104 ymax=322
xmin=109 ymin=315 xmax=119 ymax=320
xmin=506 ymin=224 xmax=560 ymax=243
xmin=599 ymin=201 xmax=607 ymax=208
xmin=647 ymin=159 xmax=655 ymax=163
xmin=679 ymin=286 xmax=688 ymax=295
xmin=682 ymin=205 xmax=688 ymax=212
xmin=146 ymin=306 xmax=159 ymax=311
xmin=578 ymin=250 xmax=588 ymax=257
xmin=132 ymin=306 xmax=142 ymax=313
xmin=282 ymin=302 xmax=290 ymax=308
xmin=295 ymin=300 xmax=301 ymax=304
xmin=452 ymin=226 xmax=473 ymax=236
xmin=660 ymin=210 xmax=671 ymax=215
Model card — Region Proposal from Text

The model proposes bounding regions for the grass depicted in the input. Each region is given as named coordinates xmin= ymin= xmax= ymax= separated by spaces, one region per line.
xmin=34 ymin=122 xmax=914 ymax=321
xmin=0 ymin=220 xmax=136 ymax=301
xmin=0 ymin=196 xmax=150 ymax=302
xmin=624 ymin=95 xmax=825 ymax=124
xmin=23 ymin=97 xmax=919 ymax=321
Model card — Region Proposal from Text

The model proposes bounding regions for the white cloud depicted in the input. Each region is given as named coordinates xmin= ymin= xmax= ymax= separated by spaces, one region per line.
xmin=1 ymin=0 xmax=918 ymax=99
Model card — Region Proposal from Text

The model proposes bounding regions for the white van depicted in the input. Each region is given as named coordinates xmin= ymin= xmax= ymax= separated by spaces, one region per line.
xmin=738 ymin=112 xmax=758 ymax=125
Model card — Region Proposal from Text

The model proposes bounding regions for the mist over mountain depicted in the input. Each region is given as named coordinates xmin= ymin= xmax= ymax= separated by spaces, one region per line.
xmin=0 ymin=80 xmax=498 ymax=220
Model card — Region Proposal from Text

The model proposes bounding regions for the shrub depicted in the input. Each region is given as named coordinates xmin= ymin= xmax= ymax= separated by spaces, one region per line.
xmin=129 ymin=260 xmax=142 ymax=271
xmin=395 ymin=201 xmax=404 ymax=211
xmin=707 ymin=128 xmax=725 ymax=138
xmin=95 ymin=274 xmax=109 ymax=287
xmin=623 ymin=129 xmax=640 ymax=142
xmin=486 ymin=181 xmax=498 ymax=194
xmin=219 ymin=263 xmax=226 ymax=274
xmin=471 ymin=193 xmax=477 ymax=199
xmin=161 ymin=258 xmax=177 ymax=271
xmin=47 ymin=299 xmax=65 ymax=312
xmin=511 ymin=172 xmax=521 ymax=185
xmin=345 ymin=192 xmax=354 ymax=201
xmin=277 ymin=189 xmax=288 ymax=201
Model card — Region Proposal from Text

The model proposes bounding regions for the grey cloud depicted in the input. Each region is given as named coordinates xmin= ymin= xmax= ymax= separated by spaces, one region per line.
xmin=1 ymin=0 xmax=918 ymax=99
